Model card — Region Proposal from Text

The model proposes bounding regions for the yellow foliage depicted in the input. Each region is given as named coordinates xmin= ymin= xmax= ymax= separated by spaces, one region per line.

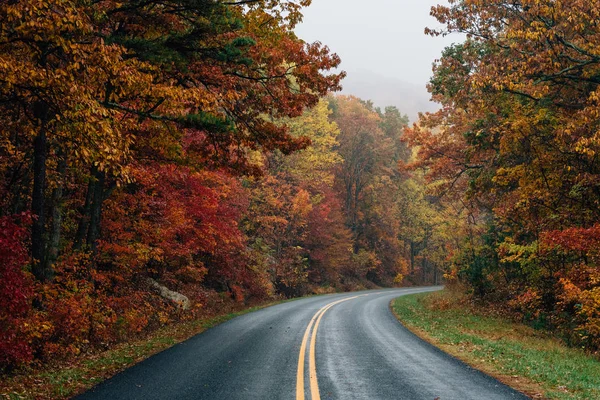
xmin=393 ymin=273 xmax=404 ymax=284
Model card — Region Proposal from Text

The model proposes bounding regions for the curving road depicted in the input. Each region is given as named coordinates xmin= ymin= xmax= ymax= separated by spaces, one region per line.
xmin=76 ymin=287 xmax=529 ymax=400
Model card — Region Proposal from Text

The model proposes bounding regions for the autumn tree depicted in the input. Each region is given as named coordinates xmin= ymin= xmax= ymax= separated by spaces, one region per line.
xmin=242 ymin=98 xmax=353 ymax=294
xmin=406 ymin=0 xmax=600 ymax=348
xmin=331 ymin=96 xmax=385 ymax=235
xmin=0 ymin=0 xmax=344 ymax=277
xmin=0 ymin=0 xmax=345 ymax=368
xmin=329 ymin=96 xmax=434 ymax=286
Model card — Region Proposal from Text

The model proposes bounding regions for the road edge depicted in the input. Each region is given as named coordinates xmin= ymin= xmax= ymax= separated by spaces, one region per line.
xmin=389 ymin=295 xmax=543 ymax=400
xmin=1 ymin=296 xmax=308 ymax=400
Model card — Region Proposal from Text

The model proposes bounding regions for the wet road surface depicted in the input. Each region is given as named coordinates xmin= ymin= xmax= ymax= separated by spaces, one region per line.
xmin=77 ymin=287 xmax=529 ymax=400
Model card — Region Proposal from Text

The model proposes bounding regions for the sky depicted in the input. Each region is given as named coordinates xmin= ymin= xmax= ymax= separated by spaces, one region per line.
xmin=294 ymin=0 xmax=463 ymax=119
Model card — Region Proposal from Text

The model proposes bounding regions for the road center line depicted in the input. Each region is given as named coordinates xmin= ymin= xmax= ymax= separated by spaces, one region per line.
xmin=296 ymin=295 xmax=365 ymax=400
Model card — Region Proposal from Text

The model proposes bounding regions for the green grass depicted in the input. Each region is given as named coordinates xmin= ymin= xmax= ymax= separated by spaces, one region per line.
xmin=392 ymin=291 xmax=600 ymax=400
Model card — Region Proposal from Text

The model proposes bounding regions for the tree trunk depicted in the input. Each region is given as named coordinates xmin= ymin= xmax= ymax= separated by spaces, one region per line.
xmin=86 ymin=168 xmax=105 ymax=254
xmin=46 ymin=155 xmax=66 ymax=269
xmin=31 ymin=100 xmax=51 ymax=282
xmin=74 ymin=169 xmax=96 ymax=250
xmin=409 ymin=241 xmax=415 ymax=273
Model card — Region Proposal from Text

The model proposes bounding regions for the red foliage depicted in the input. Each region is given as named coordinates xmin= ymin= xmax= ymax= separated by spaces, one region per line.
xmin=305 ymin=188 xmax=353 ymax=284
xmin=0 ymin=213 xmax=34 ymax=368
xmin=541 ymin=225 xmax=600 ymax=254
xmin=0 ymin=0 xmax=347 ymax=373
xmin=100 ymin=163 xmax=275 ymax=304
xmin=101 ymin=163 xmax=246 ymax=276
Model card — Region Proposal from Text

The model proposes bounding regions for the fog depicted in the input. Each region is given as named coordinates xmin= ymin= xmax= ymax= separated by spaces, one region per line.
xmin=295 ymin=0 xmax=463 ymax=121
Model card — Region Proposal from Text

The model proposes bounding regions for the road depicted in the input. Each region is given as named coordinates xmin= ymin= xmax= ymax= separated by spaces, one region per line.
xmin=77 ymin=287 xmax=529 ymax=400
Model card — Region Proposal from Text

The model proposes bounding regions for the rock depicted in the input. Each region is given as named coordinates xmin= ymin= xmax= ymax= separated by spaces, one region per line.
xmin=147 ymin=278 xmax=190 ymax=310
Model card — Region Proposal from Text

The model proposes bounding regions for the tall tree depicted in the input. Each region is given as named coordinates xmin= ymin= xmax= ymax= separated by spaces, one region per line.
xmin=0 ymin=0 xmax=344 ymax=280
xmin=406 ymin=0 xmax=600 ymax=348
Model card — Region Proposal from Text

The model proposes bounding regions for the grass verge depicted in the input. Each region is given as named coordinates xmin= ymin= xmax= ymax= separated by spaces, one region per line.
xmin=0 ymin=300 xmax=292 ymax=400
xmin=391 ymin=290 xmax=600 ymax=400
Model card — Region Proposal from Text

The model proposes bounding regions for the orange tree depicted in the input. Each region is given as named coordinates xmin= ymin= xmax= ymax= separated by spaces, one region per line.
xmin=0 ymin=0 xmax=343 ymax=368
xmin=407 ymin=0 xmax=600 ymax=347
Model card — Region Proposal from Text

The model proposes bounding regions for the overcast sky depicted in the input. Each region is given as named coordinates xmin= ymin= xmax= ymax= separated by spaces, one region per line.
xmin=294 ymin=0 xmax=463 ymax=116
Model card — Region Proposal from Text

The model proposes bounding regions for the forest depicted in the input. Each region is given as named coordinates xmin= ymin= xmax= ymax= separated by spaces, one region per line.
xmin=407 ymin=0 xmax=600 ymax=351
xmin=2 ymin=0 xmax=600 ymax=376
xmin=0 ymin=0 xmax=444 ymax=371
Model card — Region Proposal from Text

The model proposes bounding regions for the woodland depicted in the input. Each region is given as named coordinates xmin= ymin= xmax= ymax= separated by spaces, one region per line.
xmin=0 ymin=0 xmax=442 ymax=371
xmin=2 ymin=0 xmax=600 ymax=375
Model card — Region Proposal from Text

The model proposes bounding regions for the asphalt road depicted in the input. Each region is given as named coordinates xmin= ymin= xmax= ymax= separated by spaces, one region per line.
xmin=76 ymin=287 xmax=529 ymax=400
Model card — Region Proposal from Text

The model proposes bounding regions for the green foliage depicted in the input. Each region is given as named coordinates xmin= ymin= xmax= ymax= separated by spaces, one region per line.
xmin=178 ymin=112 xmax=235 ymax=133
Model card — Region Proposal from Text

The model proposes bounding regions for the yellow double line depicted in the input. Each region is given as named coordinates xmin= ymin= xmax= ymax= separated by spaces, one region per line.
xmin=295 ymin=295 xmax=364 ymax=400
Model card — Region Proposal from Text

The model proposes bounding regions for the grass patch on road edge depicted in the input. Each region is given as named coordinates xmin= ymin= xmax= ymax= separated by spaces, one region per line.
xmin=1 ymin=300 xmax=291 ymax=400
xmin=391 ymin=291 xmax=600 ymax=400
